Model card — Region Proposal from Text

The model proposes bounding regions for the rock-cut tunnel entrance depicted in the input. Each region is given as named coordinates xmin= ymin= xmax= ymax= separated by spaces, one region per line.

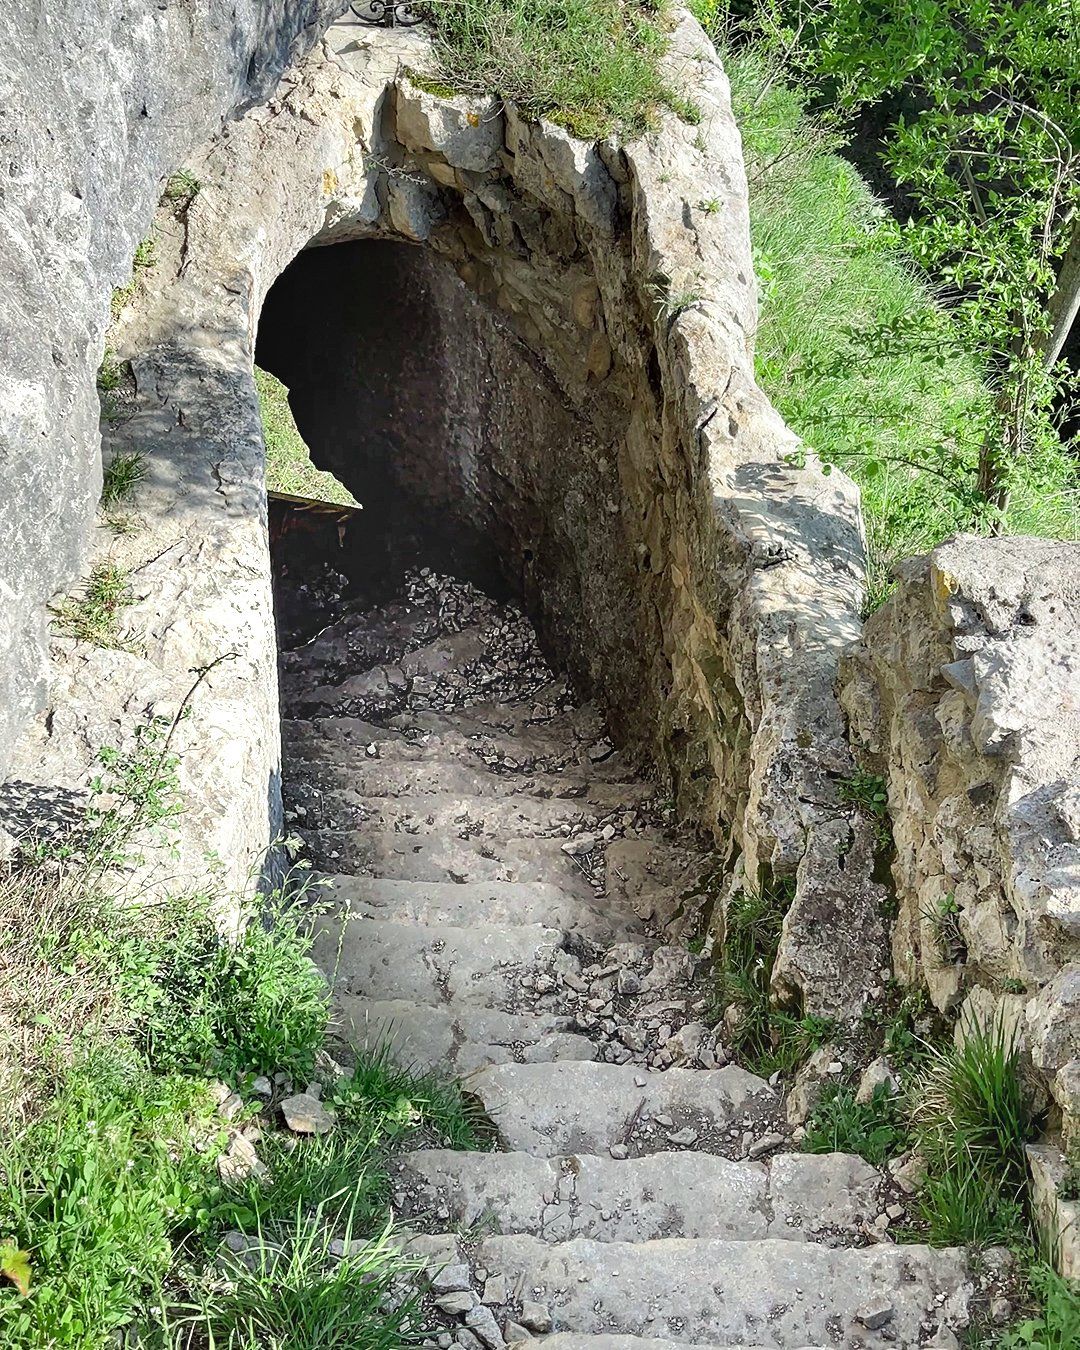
xmin=257 ymin=238 xmax=587 ymax=632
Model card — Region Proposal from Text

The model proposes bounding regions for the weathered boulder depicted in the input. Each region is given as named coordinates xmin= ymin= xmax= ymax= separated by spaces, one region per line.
xmin=0 ymin=0 xmax=344 ymax=784
xmin=843 ymin=536 xmax=1080 ymax=1131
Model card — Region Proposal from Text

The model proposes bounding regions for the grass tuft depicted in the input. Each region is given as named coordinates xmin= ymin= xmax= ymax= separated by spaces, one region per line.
xmin=803 ymin=1083 xmax=909 ymax=1166
xmin=910 ymin=1016 xmax=1035 ymax=1247
xmin=100 ymin=451 xmax=146 ymax=510
xmin=50 ymin=561 xmax=134 ymax=649
xmin=717 ymin=876 xmax=835 ymax=1077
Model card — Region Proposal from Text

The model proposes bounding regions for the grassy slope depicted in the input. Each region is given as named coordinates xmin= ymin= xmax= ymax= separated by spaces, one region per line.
xmin=719 ymin=42 xmax=1080 ymax=606
xmin=0 ymin=727 xmax=480 ymax=1347
xmin=256 ymin=367 xmax=357 ymax=506
xmin=415 ymin=0 xmax=689 ymax=139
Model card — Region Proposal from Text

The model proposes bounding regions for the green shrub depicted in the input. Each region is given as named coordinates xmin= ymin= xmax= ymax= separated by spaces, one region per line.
xmin=998 ymin=1264 xmax=1080 ymax=1350
xmin=697 ymin=20 xmax=1080 ymax=608
xmin=0 ymin=1045 xmax=220 ymax=1347
xmin=118 ymin=890 xmax=330 ymax=1083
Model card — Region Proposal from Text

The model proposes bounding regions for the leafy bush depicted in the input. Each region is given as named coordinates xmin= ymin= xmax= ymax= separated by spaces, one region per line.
xmin=694 ymin=9 xmax=1080 ymax=607
xmin=998 ymin=1264 xmax=1080 ymax=1350
xmin=117 ymin=891 xmax=330 ymax=1083
xmin=0 ymin=716 xmax=487 ymax=1346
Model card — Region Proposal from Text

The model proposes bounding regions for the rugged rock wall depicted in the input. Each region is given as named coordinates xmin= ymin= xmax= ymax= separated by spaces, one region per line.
xmin=256 ymin=16 xmax=883 ymax=1011
xmin=0 ymin=0 xmax=343 ymax=786
xmin=842 ymin=536 xmax=1080 ymax=1141
xmin=2 ymin=9 xmax=882 ymax=1000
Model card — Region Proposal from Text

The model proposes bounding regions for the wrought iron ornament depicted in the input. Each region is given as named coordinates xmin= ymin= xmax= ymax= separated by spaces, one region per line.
xmin=349 ymin=0 xmax=423 ymax=25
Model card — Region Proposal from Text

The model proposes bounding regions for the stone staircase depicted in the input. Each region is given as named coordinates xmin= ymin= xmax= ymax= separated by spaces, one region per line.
xmin=281 ymin=571 xmax=974 ymax=1350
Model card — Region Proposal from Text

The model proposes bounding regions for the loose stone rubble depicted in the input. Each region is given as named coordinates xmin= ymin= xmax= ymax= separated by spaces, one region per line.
xmin=276 ymin=569 xmax=980 ymax=1349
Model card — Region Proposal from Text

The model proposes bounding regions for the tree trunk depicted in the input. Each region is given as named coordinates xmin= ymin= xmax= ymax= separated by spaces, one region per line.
xmin=1042 ymin=219 xmax=1080 ymax=370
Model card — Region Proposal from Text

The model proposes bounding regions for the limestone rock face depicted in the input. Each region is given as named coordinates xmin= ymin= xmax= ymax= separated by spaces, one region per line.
xmin=0 ymin=0 xmax=343 ymax=785
xmin=2 ymin=10 xmax=876 ymax=998
xmin=842 ymin=536 xmax=1080 ymax=1131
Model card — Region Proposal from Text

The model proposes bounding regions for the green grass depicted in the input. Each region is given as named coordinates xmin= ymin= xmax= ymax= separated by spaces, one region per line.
xmin=715 ymin=877 xmax=836 ymax=1076
xmin=162 ymin=169 xmax=200 ymax=211
xmin=803 ymin=1083 xmax=909 ymax=1166
xmin=100 ymin=451 xmax=146 ymax=510
xmin=910 ymin=1017 xmax=1035 ymax=1247
xmin=50 ymin=561 xmax=134 ymax=648
xmin=255 ymin=367 xmax=357 ymax=506
xmin=707 ymin=32 xmax=1080 ymax=608
xmin=414 ymin=0 xmax=681 ymax=140
xmin=0 ymin=719 xmax=485 ymax=1347
xmin=996 ymin=1264 xmax=1080 ymax=1350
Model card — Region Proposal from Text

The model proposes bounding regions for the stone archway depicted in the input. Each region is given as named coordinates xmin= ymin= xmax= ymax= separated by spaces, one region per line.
xmin=9 ymin=9 xmax=881 ymax=1019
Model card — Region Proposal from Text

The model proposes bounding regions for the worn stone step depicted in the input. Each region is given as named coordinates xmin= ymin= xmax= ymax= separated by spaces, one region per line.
xmin=468 ymin=1061 xmax=777 ymax=1158
xmin=394 ymin=1147 xmax=882 ymax=1244
xmin=287 ymin=755 xmax=652 ymax=809
xmin=286 ymin=785 xmax=654 ymax=837
xmin=283 ymin=622 xmax=492 ymax=708
xmin=320 ymin=875 xmax=642 ymax=939
xmin=473 ymin=1234 xmax=971 ymax=1348
xmin=391 ymin=701 xmax=607 ymax=746
xmin=279 ymin=599 xmax=446 ymax=679
xmin=299 ymin=828 xmax=597 ymax=894
xmin=528 ymin=1339 xmax=732 ymax=1350
xmin=335 ymin=997 xmax=596 ymax=1074
xmin=313 ymin=917 xmax=586 ymax=1010
xmin=283 ymin=715 xmax=631 ymax=779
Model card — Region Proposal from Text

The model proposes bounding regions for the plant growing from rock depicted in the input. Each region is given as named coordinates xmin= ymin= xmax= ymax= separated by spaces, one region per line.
xmin=909 ymin=1015 xmax=1035 ymax=1247
xmin=803 ymin=1082 xmax=909 ymax=1165
xmin=49 ymin=560 xmax=134 ymax=649
xmin=99 ymin=451 xmax=146 ymax=511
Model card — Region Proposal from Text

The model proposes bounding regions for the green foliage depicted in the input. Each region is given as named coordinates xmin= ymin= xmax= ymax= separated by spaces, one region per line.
xmin=255 ymin=366 xmax=357 ymax=505
xmin=414 ymin=0 xmax=678 ymax=140
xmin=695 ymin=7 xmax=1080 ymax=608
xmin=911 ymin=1016 xmax=1035 ymax=1246
xmin=798 ymin=0 xmax=1080 ymax=519
xmin=0 ymin=1047 xmax=220 ymax=1347
xmin=162 ymin=168 xmax=200 ymax=210
xmin=95 ymin=350 xmax=126 ymax=393
xmin=49 ymin=561 xmax=134 ymax=649
xmin=997 ymin=1265 xmax=1080 ymax=1350
xmin=172 ymin=1208 xmax=417 ymax=1350
xmin=0 ymin=717 xmax=484 ymax=1347
xmin=928 ymin=892 xmax=965 ymax=964
xmin=837 ymin=768 xmax=891 ymax=849
xmin=332 ymin=1043 xmax=494 ymax=1152
xmin=100 ymin=451 xmax=146 ymax=510
xmin=120 ymin=890 xmax=330 ymax=1083
xmin=803 ymin=1083 xmax=909 ymax=1165
xmin=717 ymin=877 xmax=833 ymax=1075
